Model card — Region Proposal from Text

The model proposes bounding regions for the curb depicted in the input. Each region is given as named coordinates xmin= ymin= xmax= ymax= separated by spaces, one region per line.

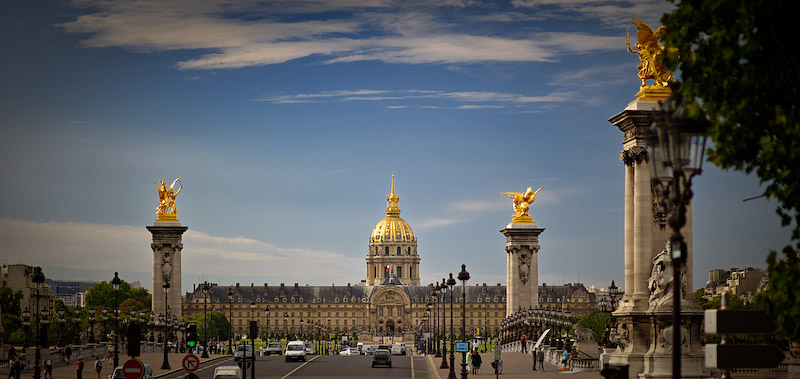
xmin=425 ymin=355 xmax=442 ymax=379
xmin=155 ymin=355 xmax=229 ymax=378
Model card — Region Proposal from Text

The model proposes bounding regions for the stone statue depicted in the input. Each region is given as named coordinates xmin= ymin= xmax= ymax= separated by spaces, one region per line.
xmin=574 ymin=324 xmax=597 ymax=343
xmin=501 ymin=186 xmax=544 ymax=223
xmin=155 ymin=177 xmax=182 ymax=221
xmin=626 ymin=17 xmax=674 ymax=89
xmin=647 ymin=240 xmax=688 ymax=311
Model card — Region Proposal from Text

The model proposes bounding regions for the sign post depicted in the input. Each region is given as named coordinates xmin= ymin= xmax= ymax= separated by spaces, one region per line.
xmin=122 ymin=359 xmax=145 ymax=379
xmin=182 ymin=354 xmax=200 ymax=372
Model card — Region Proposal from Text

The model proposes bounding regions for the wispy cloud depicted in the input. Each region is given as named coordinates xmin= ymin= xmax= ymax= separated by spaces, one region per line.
xmin=0 ymin=217 xmax=362 ymax=291
xmin=258 ymin=89 xmax=577 ymax=110
xmin=59 ymin=0 xmax=628 ymax=70
xmin=416 ymin=217 xmax=465 ymax=229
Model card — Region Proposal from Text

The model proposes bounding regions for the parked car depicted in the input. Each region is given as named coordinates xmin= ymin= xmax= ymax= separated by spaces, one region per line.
xmin=234 ymin=345 xmax=254 ymax=361
xmin=357 ymin=342 xmax=364 ymax=353
xmin=372 ymin=349 xmax=392 ymax=368
xmin=339 ymin=347 xmax=353 ymax=356
xmin=304 ymin=342 xmax=316 ymax=355
xmin=398 ymin=343 xmax=407 ymax=355
xmin=378 ymin=344 xmax=390 ymax=351
xmin=212 ymin=366 xmax=241 ymax=379
xmin=285 ymin=340 xmax=307 ymax=362
xmin=264 ymin=342 xmax=282 ymax=355
xmin=364 ymin=345 xmax=377 ymax=356
xmin=109 ymin=364 xmax=154 ymax=379
xmin=390 ymin=345 xmax=403 ymax=355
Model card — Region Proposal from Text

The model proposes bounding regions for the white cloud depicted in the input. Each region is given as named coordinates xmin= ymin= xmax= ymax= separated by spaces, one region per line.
xmin=0 ymin=217 xmax=362 ymax=292
xmin=59 ymin=0 xmax=627 ymax=70
xmin=416 ymin=217 xmax=465 ymax=229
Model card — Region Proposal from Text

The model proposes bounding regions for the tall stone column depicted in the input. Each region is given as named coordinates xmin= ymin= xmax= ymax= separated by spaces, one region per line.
xmin=500 ymin=223 xmax=544 ymax=315
xmin=148 ymin=221 xmax=187 ymax=321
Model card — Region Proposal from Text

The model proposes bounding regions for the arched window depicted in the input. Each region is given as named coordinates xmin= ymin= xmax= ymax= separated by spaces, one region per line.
xmin=385 ymin=246 xmax=389 ymax=255
xmin=397 ymin=246 xmax=401 ymax=255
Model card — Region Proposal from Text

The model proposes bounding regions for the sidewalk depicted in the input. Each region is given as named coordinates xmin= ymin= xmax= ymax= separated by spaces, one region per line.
xmin=48 ymin=351 xmax=227 ymax=379
xmin=426 ymin=351 xmax=599 ymax=379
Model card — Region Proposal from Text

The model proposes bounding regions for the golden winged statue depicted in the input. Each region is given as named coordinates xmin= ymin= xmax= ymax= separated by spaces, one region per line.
xmin=501 ymin=186 xmax=544 ymax=223
xmin=155 ymin=177 xmax=182 ymax=221
xmin=626 ymin=17 xmax=674 ymax=89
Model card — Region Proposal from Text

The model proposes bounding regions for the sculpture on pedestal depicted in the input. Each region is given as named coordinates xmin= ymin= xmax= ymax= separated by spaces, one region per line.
xmin=647 ymin=241 xmax=688 ymax=312
xmin=501 ymin=186 xmax=544 ymax=223
xmin=154 ymin=177 xmax=182 ymax=221
xmin=626 ymin=17 xmax=674 ymax=89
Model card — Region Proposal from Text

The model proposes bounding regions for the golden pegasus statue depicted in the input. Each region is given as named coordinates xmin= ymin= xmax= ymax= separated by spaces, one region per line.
xmin=155 ymin=177 xmax=182 ymax=221
xmin=501 ymin=186 xmax=544 ymax=223
xmin=626 ymin=16 xmax=674 ymax=89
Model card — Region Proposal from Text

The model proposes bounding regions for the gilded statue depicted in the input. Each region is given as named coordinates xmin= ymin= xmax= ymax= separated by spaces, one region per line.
xmin=155 ymin=177 xmax=182 ymax=221
xmin=626 ymin=17 xmax=674 ymax=89
xmin=501 ymin=186 xmax=543 ymax=223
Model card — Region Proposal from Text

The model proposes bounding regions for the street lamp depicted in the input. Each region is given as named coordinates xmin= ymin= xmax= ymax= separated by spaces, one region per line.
xmin=112 ymin=272 xmax=121 ymax=369
xmin=440 ymin=278 xmax=448 ymax=369
xmin=458 ymin=264 xmax=470 ymax=379
xmin=32 ymin=267 xmax=45 ymax=379
xmin=57 ymin=309 xmax=66 ymax=347
xmin=265 ymin=306 xmax=270 ymax=344
xmin=73 ymin=306 xmax=82 ymax=345
xmin=648 ymin=87 xmax=707 ymax=379
xmin=249 ymin=300 xmax=255 ymax=379
xmin=284 ymin=312 xmax=289 ymax=341
xmin=227 ymin=287 xmax=234 ymax=354
xmin=201 ymin=281 xmax=211 ymax=358
xmin=22 ymin=307 xmax=31 ymax=351
xmin=432 ymin=284 xmax=441 ymax=358
xmin=88 ymin=309 xmax=96 ymax=344
xmin=446 ymin=272 xmax=457 ymax=379
xmin=161 ymin=282 xmax=171 ymax=369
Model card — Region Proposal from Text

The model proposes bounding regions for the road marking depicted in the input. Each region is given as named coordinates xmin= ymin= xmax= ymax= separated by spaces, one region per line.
xmin=410 ymin=355 xmax=415 ymax=379
xmin=280 ymin=355 xmax=320 ymax=379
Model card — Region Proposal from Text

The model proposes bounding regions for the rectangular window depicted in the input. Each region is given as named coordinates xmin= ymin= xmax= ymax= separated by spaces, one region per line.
xmin=397 ymin=267 xmax=402 ymax=277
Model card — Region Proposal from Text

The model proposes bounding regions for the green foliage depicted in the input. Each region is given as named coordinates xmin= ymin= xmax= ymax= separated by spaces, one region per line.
xmin=576 ymin=309 xmax=610 ymax=342
xmin=662 ymin=0 xmax=800 ymax=342
xmin=185 ymin=311 xmax=230 ymax=341
xmin=1 ymin=287 xmax=23 ymax=343
xmin=85 ymin=280 xmax=150 ymax=312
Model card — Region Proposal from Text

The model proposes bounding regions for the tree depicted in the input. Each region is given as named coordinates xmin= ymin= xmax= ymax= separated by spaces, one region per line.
xmin=185 ymin=311 xmax=230 ymax=342
xmin=575 ymin=309 xmax=610 ymax=343
xmin=1 ymin=287 xmax=23 ymax=343
xmin=662 ymin=0 xmax=800 ymax=342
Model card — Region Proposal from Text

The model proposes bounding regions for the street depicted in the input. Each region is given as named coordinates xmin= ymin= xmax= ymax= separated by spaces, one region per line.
xmin=158 ymin=354 xmax=431 ymax=379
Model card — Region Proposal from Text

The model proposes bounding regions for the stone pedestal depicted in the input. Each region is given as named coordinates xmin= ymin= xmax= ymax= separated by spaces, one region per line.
xmin=500 ymin=223 xmax=544 ymax=315
xmin=147 ymin=221 xmax=187 ymax=321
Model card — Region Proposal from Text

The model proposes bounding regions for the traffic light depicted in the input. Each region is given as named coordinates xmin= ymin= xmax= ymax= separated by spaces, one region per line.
xmin=186 ymin=323 xmax=199 ymax=349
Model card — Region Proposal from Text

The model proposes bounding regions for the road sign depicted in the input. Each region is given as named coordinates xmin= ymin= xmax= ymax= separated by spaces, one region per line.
xmin=705 ymin=310 xmax=775 ymax=334
xmin=705 ymin=344 xmax=783 ymax=369
xmin=182 ymin=354 xmax=200 ymax=372
xmin=122 ymin=359 xmax=145 ymax=379
xmin=455 ymin=342 xmax=469 ymax=353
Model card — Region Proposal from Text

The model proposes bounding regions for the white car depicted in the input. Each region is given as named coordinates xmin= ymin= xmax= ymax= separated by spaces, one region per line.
xmin=285 ymin=340 xmax=307 ymax=362
xmin=339 ymin=347 xmax=353 ymax=356
xmin=213 ymin=366 xmax=241 ymax=379
xmin=109 ymin=364 xmax=153 ymax=379
xmin=390 ymin=345 xmax=403 ymax=355
xmin=304 ymin=342 xmax=316 ymax=355
xmin=234 ymin=345 xmax=253 ymax=361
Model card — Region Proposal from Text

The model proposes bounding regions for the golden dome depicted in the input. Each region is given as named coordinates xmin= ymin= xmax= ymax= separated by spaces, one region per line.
xmin=370 ymin=175 xmax=416 ymax=243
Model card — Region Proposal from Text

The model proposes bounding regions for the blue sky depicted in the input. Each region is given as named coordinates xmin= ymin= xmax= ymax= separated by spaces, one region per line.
xmin=0 ymin=0 xmax=790 ymax=295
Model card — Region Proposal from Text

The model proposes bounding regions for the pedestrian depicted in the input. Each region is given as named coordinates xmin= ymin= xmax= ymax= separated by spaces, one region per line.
xmin=13 ymin=356 xmax=23 ymax=379
xmin=537 ymin=347 xmax=545 ymax=371
xmin=44 ymin=358 xmax=53 ymax=379
xmin=532 ymin=344 xmax=537 ymax=371
xmin=76 ymin=357 xmax=84 ymax=379
xmin=94 ymin=358 xmax=103 ymax=378
xmin=7 ymin=357 xmax=16 ymax=379
xmin=65 ymin=345 xmax=72 ymax=364
xmin=466 ymin=349 xmax=473 ymax=374
xmin=471 ymin=349 xmax=482 ymax=375
xmin=521 ymin=334 xmax=528 ymax=354
xmin=492 ymin=343 xmax=503 ymax=375
xmin=561 ymin=347 xmax=569 ymax=370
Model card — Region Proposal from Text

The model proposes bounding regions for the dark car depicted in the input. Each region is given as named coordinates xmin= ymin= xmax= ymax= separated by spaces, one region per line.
xmin=372 ymin=349 xmax=392 ymax=368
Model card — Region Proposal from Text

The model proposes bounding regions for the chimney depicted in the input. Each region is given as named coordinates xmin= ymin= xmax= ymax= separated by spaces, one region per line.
xmin=280 ymin=283 xmax=285 ymax=297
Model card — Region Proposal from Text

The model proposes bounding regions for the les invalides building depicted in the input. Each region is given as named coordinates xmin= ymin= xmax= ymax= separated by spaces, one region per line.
xmin=183 ymin=176 xmax=508 ymax=342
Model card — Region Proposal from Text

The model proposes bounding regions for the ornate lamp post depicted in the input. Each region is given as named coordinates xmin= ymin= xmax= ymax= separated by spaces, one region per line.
xmin=265 ymin=306 xmax=270 ymax=344
xmin=432 ymin=284 xmax=441 ymax=358
xmin=446 ymin=273 xmax=457 ymax=379
xmin=22 ymin=308 xmax=31 ymax=351
xmin=161 ymin=281 xmax=171 ymax=369
xmin=249 ymin=300 xmax=256 ymax=379
xmin=32 ymin=267 xmax=45 ymax=379
xmin=88 ymin=309 xmax=96 ymax=344
xmin=201 ymin=281 xmax=211 ymax=358
xmin=101 ymin=309 xmax=109 ymax=342
xmin=439 ymin=278 xmax=448 ymax=368
xmin=458 ymin=264 xmax=470 ymax=379
xmin=73 ymin=307 xmax=82 ymax=345
xmin=57 ymin=309 xmax=66 ymax=347
xmin=284 ymin=312 xmax=289 ymax=341
xmin=648 ymin=88 xmax=707 ymax=379
xmin=227 ymin=288 xmax=234 ymax=354
xmin=112 ymin=272 xmax=121 ymax=369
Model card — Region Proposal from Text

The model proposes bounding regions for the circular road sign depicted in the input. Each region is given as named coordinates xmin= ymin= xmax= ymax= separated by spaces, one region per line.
xmin=122 ymin=359 xmax=145 ymax=379
xmin=182 ymin=354 xmax=201 ymax=372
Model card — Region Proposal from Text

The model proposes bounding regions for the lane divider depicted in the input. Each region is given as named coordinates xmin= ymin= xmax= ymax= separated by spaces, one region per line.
xmin=280 ymin=355 xmax=321 ymax=379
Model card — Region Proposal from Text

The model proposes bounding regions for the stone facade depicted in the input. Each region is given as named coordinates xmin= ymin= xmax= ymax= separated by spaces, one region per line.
xmin=501 ymin=223 xmax=543 ymax=315
xmin=0 ymin=264 xmax=55 ymax=314
xmin=147 ymin=222 xmax=187 ymax=322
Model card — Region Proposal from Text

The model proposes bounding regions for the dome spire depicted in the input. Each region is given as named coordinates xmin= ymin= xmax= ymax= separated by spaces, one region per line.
xmin=386 ymin=174 xmax=400 ymax=216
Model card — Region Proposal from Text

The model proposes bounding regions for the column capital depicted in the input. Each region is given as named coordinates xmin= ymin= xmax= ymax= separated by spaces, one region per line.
xmin=620 ymin=146 xmax=649 ymax=166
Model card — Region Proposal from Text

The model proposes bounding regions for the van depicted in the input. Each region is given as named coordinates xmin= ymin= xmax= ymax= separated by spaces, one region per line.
xmin=285 ymin=340 xmax=307 ymax=362
xmin=213 ymin=366 xmax=241 ymax=379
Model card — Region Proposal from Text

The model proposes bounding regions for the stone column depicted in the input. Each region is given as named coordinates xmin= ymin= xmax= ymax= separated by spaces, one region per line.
xmin=147 ymin=221 xmax=188 ymax=321
xmin=500 ymin=223 xmax=544 ymax=315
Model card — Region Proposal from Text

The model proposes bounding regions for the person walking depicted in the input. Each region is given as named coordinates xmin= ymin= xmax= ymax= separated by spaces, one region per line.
xmin=521 ymin=334 xmax=528 ymax=354
xmin=537 ymin=347 xmax=545 ymax=371
xmin=94 ymin=358 xmax=103 ymax=378
xmin=492 ymin=343 xmax=503 ymax=375
xmin=7 ymin=357 xmax=16 ymax=379
xmin=44 ymin=358 xmax=53 ymax=379
xmin=75 ymin=357 xmax=84 ymax=379
xmin=471 ymin=349 xmax=482 ymax=375
xmin=466 ymin=349 xmax=473 ymax=374
xmin=532 ymin=344 xmax=537 ymax=371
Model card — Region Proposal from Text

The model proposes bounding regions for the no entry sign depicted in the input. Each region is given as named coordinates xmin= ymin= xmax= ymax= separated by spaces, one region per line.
xmin=122 ymin=359 xmax=145 ymax=379
xmin=182 ymin=354 xmax=201 ymax=372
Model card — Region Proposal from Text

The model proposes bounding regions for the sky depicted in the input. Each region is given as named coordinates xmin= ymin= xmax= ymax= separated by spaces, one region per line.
xmin=0 ymin=0 xmax=791 ymax=296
